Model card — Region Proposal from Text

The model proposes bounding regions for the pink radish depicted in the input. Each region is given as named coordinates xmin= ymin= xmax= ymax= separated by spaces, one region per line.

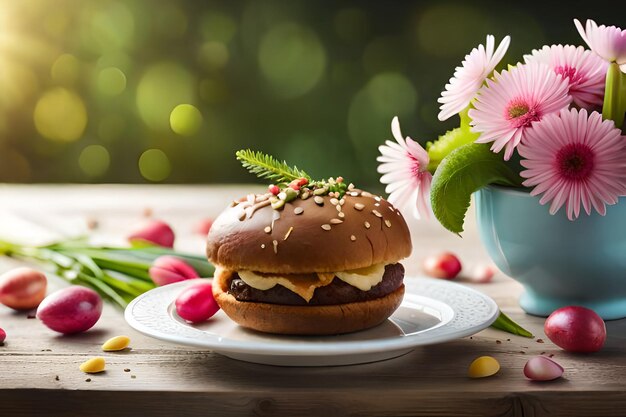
xmin=544 ymin=306 xmax=606 ymax=353
xmin=36 ymin=286 xmax=103 ymax=334
xmin=175 ymin=281 xmax=219 ymax=323
xmin=0 ymin=267 xmax=47 ymax=310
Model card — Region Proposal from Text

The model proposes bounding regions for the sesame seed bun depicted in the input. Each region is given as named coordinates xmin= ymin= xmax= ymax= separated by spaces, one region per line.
xmin=212 ymin=268 xmax=405 ymax=335
xmin=206 ymin=191 xmax=412 ymax=274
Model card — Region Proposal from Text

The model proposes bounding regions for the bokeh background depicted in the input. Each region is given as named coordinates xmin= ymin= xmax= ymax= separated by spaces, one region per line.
xmin=0 ymin=0 xmax=619 ymax=185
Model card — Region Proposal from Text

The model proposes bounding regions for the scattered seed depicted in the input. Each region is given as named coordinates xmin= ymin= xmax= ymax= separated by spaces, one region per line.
xmin=349 ymin=191 xmax=359 ymax=197
xmin=496 ymin=340 xmax=502 ymax=344
xmin=336 ymin=205 xmax=342 ymax=212
xmin=272 ymin=240 xmax=278 ymax=254
xmin=339 ymin=198 xmax=345 ymax=206
xmin=384 ymin=219 xmax=391 ymax=228
xmin=85 ymin=378 xmax=91 ymax=383
xmin=294 ymin=207 xmax=304 ymax=215
xmin=549 ymin=354 xmax=555 ymax=358
xmin=361 ymin=192 xmax=372 ymax=198
xmin=264 ymin=226 xmax=272 ymax=234
xmin=261 ymin=244 xmax=265 ymax=249
xmin=124 ymin=369 xmax=131 ymax=372
xmin=131 ymin=375 xmax=136 ymax=379
xmin=350 ymin=235 xmax=356 ymax=241
xmin=313 ymin=187 xmax=328 ymax=196
xmin=314 ymin=196 xmax=324 ymax=205
xmin=537 ymin=339 xmax=545 ymax=343
xmin=321 ymin=224 xmax=331 ymax=231
xmin=507 ymin=339 xmax=511 ymax=342
xmin=354 ymin=203 xmax=365 ymax=211
xmin=348 ymin=183 xmax=355 ymax=190
xmin=284 ymin=227 xmax=294 ymax=241
xmin=372 ymin=210 xmax=382 ymax=218
xmin=388 ymin=206 xmax=394 ymax=211
xmin=238 ymin=211 xmax=246 ymax=221
xmin=338 ymin=212 xmax=345 ymax=218
xmin=300 ymin=191 xmax=310 ymax=200
xmin=330 ymin=198 xmax=339 ymax=206
xmin=102 ymin=335 xmax=130 ymax=352
xmin=540 ymin=352 xmax=546 ymax=355
xmin=27 ymin=312 xmax=36 ymax=319
xmin=519 ymin=351 xmax=526 ymax=354
xmin=364 ymin=221 xmax=371 ymax=229
xmin=330 ymin=219 xmax=343 ymax=224
xmin=374 ymin=203 xmax=380 ymax=207
xmin=55 ymin=375 xmax=59 ymax=381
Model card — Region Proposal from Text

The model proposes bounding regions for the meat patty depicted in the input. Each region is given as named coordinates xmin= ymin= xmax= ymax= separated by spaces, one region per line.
xmin=228 ymin=263 xmax=404 ymax=306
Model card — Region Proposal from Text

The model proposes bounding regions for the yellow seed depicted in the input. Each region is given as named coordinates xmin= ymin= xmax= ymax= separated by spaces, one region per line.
xmin=102 ymin=335 xmax=131 ymax=352
xmin=468 ymin=356 xmax=500 ymax=378
xmin=80 ymin=357 xmax=106 ymax=374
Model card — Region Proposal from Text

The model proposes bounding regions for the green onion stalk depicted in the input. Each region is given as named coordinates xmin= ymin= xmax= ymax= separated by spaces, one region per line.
xmin=0 ymin=238 xmax=214 ymax=308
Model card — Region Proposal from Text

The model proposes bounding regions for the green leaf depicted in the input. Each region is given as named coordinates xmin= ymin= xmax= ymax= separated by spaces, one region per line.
xmin=602 ymin=62 xmax=626 ymax=128
xmin=491 ymin=311 xmax=534 ymax=338
xmin=236 ymin=149 xmax=311 ymax=184
xmin=430 ymin=143 xmax=522 ymax=235
xmin=426 ymin=127 xmax=480 ymax=172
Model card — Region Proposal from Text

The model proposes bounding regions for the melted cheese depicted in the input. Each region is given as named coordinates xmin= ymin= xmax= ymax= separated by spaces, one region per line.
xmin=237 ymin=263 xmax=387 ymax=302
xmin=335 ymin=263 xmax=386 ymax=291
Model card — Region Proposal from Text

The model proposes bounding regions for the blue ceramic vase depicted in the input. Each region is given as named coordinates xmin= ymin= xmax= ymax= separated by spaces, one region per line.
xmin=475 ymin=185 xmax=626 ymax=320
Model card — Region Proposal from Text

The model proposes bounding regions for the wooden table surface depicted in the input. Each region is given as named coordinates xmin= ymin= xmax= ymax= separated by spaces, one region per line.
xmin=1 ymin=185 xmax=625 ymax=417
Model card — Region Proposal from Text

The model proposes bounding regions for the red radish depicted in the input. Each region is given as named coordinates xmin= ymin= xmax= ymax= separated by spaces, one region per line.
xmin=0 ymin=328 xmax=5 ymax=344
xmin=36 ymin=286 xmax=103 ymax=334
xmin=544 ymin=306 xmax=606 ymax=353
xmin=0 ymin=267 xmax=47 ymax=310
xmin=175 ymin=281 xmax=219 ymax=323
xmin=422 ymin=252 xmax=462 ymax=279
xmin=524 ymin=356 xmax=564 ymax=381
xmin=149 ymin=256 xmax=199 ymax=286
xmin=128 ymin=219 xmax=175 ymax=248
xmin=467 ymin=263 xmax=496 ymax=283
xmin=193 ymin=218 xmax=213 ymax=236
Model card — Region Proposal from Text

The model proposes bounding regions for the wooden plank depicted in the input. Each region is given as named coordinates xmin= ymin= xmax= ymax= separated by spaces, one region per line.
xmin=0 ymin=185 xmax=624 ymax=417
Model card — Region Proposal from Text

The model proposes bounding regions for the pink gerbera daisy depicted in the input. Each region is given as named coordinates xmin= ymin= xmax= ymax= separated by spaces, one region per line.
xmin=438 ymin=35 xmax=511 ymax=121
xmin=468 ymin=63 xmax=572 ymax=160
xmin=518 ymin=108 xmax=626 ymax=220
xmin=377 ymin=117 xmax=433 ymax=219
xmin=574 ymin=19 xmax=626 ymax=72
xmin=524 ymin=44 xmax=608 ymax=109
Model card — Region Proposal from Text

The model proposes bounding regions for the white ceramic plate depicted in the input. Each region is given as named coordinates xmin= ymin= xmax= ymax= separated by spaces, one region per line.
xmin=125 ymin=277 xmax=498 ymax=366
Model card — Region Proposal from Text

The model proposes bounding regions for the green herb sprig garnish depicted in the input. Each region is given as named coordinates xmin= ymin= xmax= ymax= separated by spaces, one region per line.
xmin=236 ymin=149 xmax=311 ymax=184
xmin=236 ymin=149 xmax=351 ymax=202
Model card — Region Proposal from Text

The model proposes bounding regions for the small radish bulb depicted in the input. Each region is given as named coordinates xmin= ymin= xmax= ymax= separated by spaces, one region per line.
xmin=467 ymin=263 xmax=496 ymax=283
xmin=36 ymin=286 xmax=103 ymax=334
xmin=149 ymin=256 xmax=199 ymax=287
xmin=544 ymin=306 xmax=606 ymax=353
xmin=128 ymin=219 xmax=175 ymax=248
xmin=422 ymin=252 xmax=462 ymax=279
xmin=0 ymin=328 xmax=6 ymax=344
xmin=175 ymin=281 xmax=219 ymax=323
xmin=523 ymin=356 xmax=564 ymax=381
xmin=0 ymin=267 xmax=47 ymax=310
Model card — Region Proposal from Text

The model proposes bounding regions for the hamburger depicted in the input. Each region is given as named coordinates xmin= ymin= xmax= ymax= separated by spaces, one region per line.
xmin=206 ymin=151 xmax=412 ymax=335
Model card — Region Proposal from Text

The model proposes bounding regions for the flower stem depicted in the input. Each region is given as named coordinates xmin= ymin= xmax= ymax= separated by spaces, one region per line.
xmin=602 ymin=63 xmax=625 ymax=129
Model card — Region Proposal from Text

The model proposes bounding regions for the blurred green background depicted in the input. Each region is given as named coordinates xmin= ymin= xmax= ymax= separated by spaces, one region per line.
xmin=0 ymin=0 xmax=618 ymax=185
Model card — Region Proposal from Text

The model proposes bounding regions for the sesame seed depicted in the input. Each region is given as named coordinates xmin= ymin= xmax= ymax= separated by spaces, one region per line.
xmin=364 ymin=221 xmax=371 ymax=229
xmin=388 ymin=206 xmax=394 ymax=211
xmin=264 ymin=226 xmax=271 ymax=233
xmin=385 ymin=220 xmax=392 ymax=228
xmin=336 ymin=204 xmax=342 ymax=212
xmin=350 ymin=235 xmax=356 ymax=241
xmin=321 ymin=224 xmax=331 ymax=231
xmin=300 ymin=191 xmax=310 ymax=200
xmin=261 ymin=244 xmax=266 ymax=249
xmin=339 ymin=198 xmax=345 ymax=206
xmin=354 ymin=203 xmax=364 ymax=211
xmin=361 ymin=191 xmax=372 ymax=198
xmin=284 ymin=226 xmax=294 ymax=241
xmin=374 ymin=203 xmax=380 ymax=207
xmin=238 ymin=211 xmax=246 ymax=221
xmin=294 ymin=207 xmax=304 ymax=215
xmin=348 ymin=183 xmax=355 ymax=190
xmin=349 ymin=191 xmax=359 ymax=197
xmin=375 ymin=196 xmax=381 ymax=202
xmin=338 ymin=212 xmax=345 ymax=218
xmin=372 ymin=210 xmax=382 ymax=218
xmin=330 ymin=218 xmax=343 ymax=224
xmin=330 ymin=198 xmax=339 ymax=205
xmin=230 ymin=201 xmax=238 ymax=207
xmin=272 ymin=240 xmax=278 ymax=254
xmin=314 ymin=196 xmax=324 ymax=205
